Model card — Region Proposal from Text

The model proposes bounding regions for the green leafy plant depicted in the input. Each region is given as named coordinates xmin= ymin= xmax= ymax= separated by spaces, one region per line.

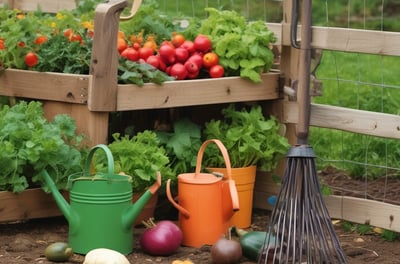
xmin=35 ymin=33 xmax=92 ymax=74
xmin=95 ymin=131 xmax=175 ymax=192
xmin=381 ymin=229 xmax=399 ymax=242
xmin=0 ymin=101 xmax=87 ymax=193
xmin=118 ymin=60 xmax=174 ymax=86
xmin=203 ymin=104 xmax=290 ymax=170
xmin=198 ymin=8 xmax=276 ymax=82
xmin=156 ymin=118 xmax=202 ymax=175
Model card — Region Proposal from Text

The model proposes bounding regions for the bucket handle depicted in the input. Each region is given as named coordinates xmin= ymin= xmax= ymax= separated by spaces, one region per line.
xmin=84 ymin=144 xmax=115 ymax=176
xmin=194 ymin=139 xmax=232 ymax=180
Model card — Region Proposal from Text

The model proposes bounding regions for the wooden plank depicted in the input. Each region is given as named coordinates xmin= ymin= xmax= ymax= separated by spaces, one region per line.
xmin=43 ymin=101 xmax=109 ymax=146
xmin=116 ymin=72 xmax=281 ymax=111
xmin=311 ymin=26 xmax=400 ymax=56
xmin=266 ymin=22 xmax=282 ymax=45
xmin=281 ymin=23 xmax=400 ymax=56
xmin=283 ymin=102 xmax=400 ymax=139
xmin=0 ymin=69 xmax=89 ymax=104
xmin=88 ymin=0 xmax=127 ymax=111
xmin=253 ymin=171 xmax=282 ymax=211
xmin=324 ymin=195 xmax=400 ymax=232
xmin=10 ymin=0 xmax=76 ymax=12
xmin=0 ymin=188 xmax=68 ymax=223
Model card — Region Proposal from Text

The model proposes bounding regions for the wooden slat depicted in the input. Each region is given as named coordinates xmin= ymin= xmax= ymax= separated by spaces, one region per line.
xmin=88 ymin=0 xmax=127 ymax=111
xmin=324 ymin=195 xmax=400 ymax=232
xmin=0 ymin=69 xmax=89 ymax=104
xmin=253 ymin=171 xmax=282 ymax=211
xmin=266 ymin=22 xmax=282 ymax=45
xmin=116 ymin=72 xmax=281 ymax=111
xmin=43 ymin=101 xmax=109 ymax=146
xmin=9 ymin=0 xmax=76 ymax=12
xmin=0 ymin=188 xmax=68 ymax=223
xmin=280 ymin=23 xmax=400 ymax=56
xmin=283 ymin=102 xmax=400 ymax=139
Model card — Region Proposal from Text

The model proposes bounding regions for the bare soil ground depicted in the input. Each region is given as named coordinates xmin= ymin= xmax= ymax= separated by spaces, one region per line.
xmin=1 ymin=168 xmax=400 ymax=263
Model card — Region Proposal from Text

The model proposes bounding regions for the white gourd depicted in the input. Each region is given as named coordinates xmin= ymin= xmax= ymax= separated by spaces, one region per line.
xmin=83 ymin=248 xmax=130 ymax=264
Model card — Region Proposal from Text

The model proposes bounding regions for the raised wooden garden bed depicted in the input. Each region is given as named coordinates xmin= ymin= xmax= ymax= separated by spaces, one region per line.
xmin=0 ymin=0 xmax=282 ymax=223
xmin=0 ymin=188 xmax=69 ymax=223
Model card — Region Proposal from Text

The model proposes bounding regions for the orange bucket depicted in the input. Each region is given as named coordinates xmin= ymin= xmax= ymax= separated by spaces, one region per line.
xmin=166 ymin=139 xmax=239 ymax=247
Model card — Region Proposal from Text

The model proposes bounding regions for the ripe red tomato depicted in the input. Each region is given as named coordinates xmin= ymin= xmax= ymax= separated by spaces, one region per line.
xmin=70 ymin=34 xmax=83 ymax=43
xmin=63 ymin=28 xmax=73 ymax=38
xmin=17 ymin=41 xmax=26 ymax=48
xmin=209 ymin=64 xmax=225 ymax=78
xmin=180 ymin=40 xmax=195 ymax=54
xmin=34 ymin=35 xmax=48 ymax=45
xmin=184 ymin=60 xmax=199 ymax=74
xmin=187 ymin=54 xmax=203 ymax=69
xmin=158 ymin=44 xmax=176 ymax=65
xmin=175 ymin=47 xmax=189 ymax=63
xmin=132 ymin=42 xmax=141 ymax=50
xmin=120 ymin=47 xmax=139 ymax=61
xmin=170 ymin=63 xmax=187 ymax=80
xmin=146 ymin=55 xmax=160 ymax=68
xmin=139 ymin=47 xmax=154 ymax=60
xmin=25 ymin=52 xmax=38 ymax=67
xmin=194 ymin=34 xmax=212 ymax=53
xmin=0 ymin=38 xmax=5 ymax=50
xmin=202 ymin=52 xmax=219 ymax=68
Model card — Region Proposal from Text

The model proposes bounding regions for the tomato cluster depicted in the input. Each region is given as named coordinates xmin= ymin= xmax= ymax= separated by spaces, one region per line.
xmin=118 ymin=33 xmax=225 ymax=80
xmin=0 ymin=28 xmax=88 ymax=69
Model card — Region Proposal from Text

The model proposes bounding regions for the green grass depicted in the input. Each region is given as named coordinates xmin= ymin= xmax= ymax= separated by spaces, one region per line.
xmin=310 ymin=51 xmax=400 ymax=179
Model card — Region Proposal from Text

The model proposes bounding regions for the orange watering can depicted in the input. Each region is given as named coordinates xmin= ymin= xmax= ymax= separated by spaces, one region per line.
xmin=166 ymin=139 xmax=239 ymax=247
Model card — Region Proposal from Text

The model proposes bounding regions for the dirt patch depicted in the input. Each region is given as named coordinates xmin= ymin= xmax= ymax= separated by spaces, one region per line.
xmin=0 ymin=210 xmax=399 ymax=263
xmin=1 ymin=168 xmax=400 ymax=263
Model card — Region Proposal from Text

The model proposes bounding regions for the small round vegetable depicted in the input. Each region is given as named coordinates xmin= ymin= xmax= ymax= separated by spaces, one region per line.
xmin=209 ymin=64 xmax=225 ymax=78
xmin=25 ymin=52 xmax=38 ymax=68
xmin=211 ymin=236 xmax=242 ymax=264
xmin=83 ymin=248 xmax=130 ymax=264
xmin=140 ymin=218 xmax=183 ymax=256
xmin=44 ymin=242 xmax=73 ymax=262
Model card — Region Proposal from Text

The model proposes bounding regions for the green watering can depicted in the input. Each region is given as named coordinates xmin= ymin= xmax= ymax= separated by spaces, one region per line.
xmin=41 ymin=144 xmax=161 ymax=255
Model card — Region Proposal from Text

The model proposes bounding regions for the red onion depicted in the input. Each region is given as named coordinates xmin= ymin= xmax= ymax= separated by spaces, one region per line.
xmin=139 ymin=218 xmax=183 ymax=256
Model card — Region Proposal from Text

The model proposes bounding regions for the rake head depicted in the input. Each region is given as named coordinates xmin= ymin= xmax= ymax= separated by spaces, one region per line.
xmin=258 ymin=145 xmax=347 ymax=264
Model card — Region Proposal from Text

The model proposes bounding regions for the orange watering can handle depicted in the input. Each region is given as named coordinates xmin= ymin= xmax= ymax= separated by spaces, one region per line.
xmin=194 ymin=139 xmax=232 ymax=180
xmin=228 ymin=179 xmax=240 ymax=211
xmin=166 ymin=179 xmax=190 ymax=219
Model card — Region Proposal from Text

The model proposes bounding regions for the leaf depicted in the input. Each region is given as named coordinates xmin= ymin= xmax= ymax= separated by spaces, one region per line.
xmin=203 ymin=104 xmax=290 ymax=169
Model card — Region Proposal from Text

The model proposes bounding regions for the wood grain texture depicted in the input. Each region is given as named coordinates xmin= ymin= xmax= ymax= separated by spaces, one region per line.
xmin=116 ymin=72 xmax=281 ymax=110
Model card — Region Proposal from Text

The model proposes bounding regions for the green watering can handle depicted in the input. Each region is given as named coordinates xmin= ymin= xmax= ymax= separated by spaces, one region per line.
xmin=84 ymin=144 xmax=115 ymax=176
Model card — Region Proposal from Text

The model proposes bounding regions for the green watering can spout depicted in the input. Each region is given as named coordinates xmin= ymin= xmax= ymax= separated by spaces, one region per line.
xmin=41 ymin=170 xmax=73 ymax=224
xmin=122 ymin=172 xmax=162 ymax=229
